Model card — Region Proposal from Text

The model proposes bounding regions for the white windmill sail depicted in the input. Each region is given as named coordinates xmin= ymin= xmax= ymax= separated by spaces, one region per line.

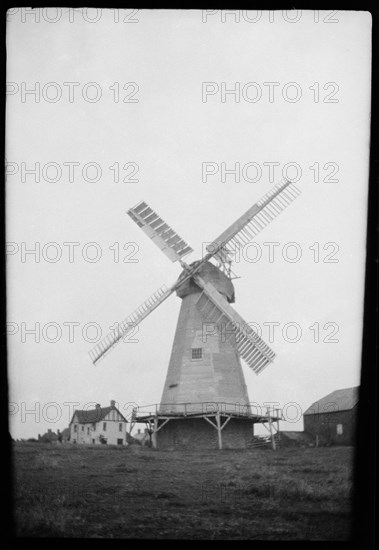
xmin=206 ymin=179 xmax=301 ymax=264
xmin=89 ymin=284 xmax=173 ymax=365
xmin=90 ymin=181 xmax=300 ymax=369
xmin=194 ymin=275 xmax=275 ymax=374
xmin=127 ymin=201 xmax=193 ymax=262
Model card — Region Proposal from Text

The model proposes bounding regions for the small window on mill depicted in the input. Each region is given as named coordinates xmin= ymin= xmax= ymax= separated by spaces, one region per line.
xmin=191 ymin=348 xmax=202 ymax=360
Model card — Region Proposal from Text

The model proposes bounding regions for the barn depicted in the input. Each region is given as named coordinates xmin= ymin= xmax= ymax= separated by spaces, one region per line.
xmin=303 ymin=386 xmax=359 ymax=446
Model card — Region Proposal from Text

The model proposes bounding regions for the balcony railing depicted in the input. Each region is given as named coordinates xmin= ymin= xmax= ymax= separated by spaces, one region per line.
xmin=131 ymin=402 xmax=282 ymax=421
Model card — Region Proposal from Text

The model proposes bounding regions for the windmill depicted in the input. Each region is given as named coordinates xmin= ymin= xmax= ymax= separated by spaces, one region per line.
xmin=89 ymin=179 xmax=301 ymax=449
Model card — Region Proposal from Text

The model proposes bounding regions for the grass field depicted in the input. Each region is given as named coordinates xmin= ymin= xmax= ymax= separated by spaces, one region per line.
xmin=12 ymin=442 xmax=354 ymax=540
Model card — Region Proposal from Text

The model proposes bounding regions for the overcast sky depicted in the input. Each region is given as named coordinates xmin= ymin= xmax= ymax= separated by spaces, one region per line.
xmin=6 ymin=9 xmax=371 ymax=438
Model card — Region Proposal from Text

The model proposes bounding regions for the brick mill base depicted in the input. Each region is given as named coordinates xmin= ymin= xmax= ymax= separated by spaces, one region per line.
xmin=156 ymin=417 xmax=255 ymax=450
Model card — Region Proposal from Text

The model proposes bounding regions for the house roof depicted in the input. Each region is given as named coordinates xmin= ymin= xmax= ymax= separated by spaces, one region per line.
xmin=133 ymin=430 xmax=149 ymax=441
xmin=70 ymin=405 xmax=127 ymax=424
xmin=304 ymin=386 xmax=359 ymax=415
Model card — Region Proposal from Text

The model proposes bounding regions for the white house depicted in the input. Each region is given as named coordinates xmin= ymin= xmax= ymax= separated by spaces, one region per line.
xmin=69 ymin=400 xmax=128 ymax=445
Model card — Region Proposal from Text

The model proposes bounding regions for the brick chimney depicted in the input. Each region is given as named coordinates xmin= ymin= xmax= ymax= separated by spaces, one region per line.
xmin=110 ymin=400 xmax=116 ymax=407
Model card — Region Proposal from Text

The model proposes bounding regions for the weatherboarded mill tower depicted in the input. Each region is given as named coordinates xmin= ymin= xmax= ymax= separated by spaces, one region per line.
xmin=160 ymin=261 xmax=249 ymax=410
xmin=89 ymin=180 xmax=301 ymax=449
xmin=158 ymin=261 xmax=252 ymax=448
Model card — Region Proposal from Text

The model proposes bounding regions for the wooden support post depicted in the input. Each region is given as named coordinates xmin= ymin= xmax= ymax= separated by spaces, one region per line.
xmin=128 ymin=407 xmax=137 ymax=437
xmin=128 ymin=420 xmax=134 ymax=437
xmin=268 ymin=408 xmax=276 ymax=451
xmin=152 ymin=416 xmax=158 ymax=448
xmin=216 ymin=412 xmax=222 ymax=450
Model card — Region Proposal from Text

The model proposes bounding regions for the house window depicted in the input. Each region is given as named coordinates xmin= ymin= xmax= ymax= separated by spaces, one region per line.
xmin=103 ymin=422 xmax=107 ymax=431
xmin=81 ymin=425 xmax=84 ymax=431
xmin=119 ymin=423 xmax=123 ymax=432
xmin=74 ymin=424 xmax=77 ymax=432
xmin=191 ymin=348 xmax=202 ymax=360
xmin=336 ymin=424 xmax=343 ymax=435
xmin=87 ymin=427 xmax=90 ymax=435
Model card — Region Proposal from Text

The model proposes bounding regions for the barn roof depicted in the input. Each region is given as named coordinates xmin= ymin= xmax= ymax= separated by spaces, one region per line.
xmin=70 ymin=405 xmax=127 ymax=424
xmin=304 ymin=386 xmax=359 ymax=415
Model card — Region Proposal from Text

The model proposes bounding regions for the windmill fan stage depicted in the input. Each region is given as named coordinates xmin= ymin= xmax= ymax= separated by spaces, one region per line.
xmin=89 ymin=179 xmax=301 ymax=449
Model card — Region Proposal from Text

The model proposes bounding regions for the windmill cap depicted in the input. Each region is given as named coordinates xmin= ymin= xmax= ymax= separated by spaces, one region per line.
xmin=176 ymin=261 xmax=235 ymax=303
